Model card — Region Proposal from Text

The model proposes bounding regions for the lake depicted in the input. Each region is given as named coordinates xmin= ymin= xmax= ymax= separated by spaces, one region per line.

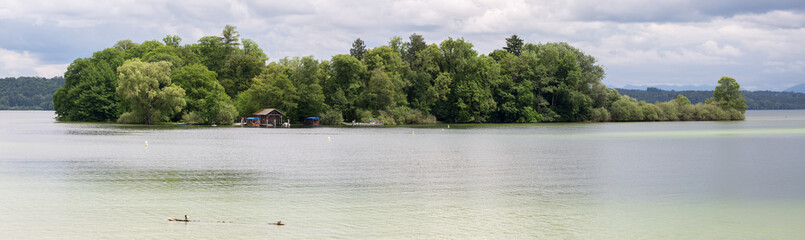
xmin=1 ymin=110 xmax=804 ymax=239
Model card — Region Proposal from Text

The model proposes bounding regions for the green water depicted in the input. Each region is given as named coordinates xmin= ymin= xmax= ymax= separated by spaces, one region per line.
xmin=1 ymin=110 xmax=804 ymax=239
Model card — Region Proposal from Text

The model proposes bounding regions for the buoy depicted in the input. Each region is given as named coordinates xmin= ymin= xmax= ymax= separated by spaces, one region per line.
xmin=327 ymin=137 xmax=331 ymax=143
xmin=145 ymin=141 xmax=149 ymax=147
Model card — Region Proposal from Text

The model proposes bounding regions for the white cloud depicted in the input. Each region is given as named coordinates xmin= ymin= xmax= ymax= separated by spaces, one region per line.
xmin=1 ymin=0 xmax=804 ymax=89
xmin=0 ymin=48 xmax=67 ymax=78
xmin=701 ymin=40 xmax=741 ymax=57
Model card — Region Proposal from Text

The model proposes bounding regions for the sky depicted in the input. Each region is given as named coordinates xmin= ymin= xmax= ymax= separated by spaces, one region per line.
xmin=1 ymin=0 xmax=805 ymax=90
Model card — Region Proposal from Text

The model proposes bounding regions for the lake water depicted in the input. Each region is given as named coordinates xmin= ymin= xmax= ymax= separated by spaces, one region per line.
xmin=1 ymin=110 xmax=804 ymax=239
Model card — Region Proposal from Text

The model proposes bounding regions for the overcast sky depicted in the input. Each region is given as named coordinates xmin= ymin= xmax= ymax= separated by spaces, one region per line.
xmin=1 ymin=0 xmax=804 ymax=90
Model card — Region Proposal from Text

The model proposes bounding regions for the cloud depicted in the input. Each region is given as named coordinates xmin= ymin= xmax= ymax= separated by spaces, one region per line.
xmin=1 ymin=0 xmax=805 ymax=90
xmin=0 ymin=48 xmax=67 ymax=77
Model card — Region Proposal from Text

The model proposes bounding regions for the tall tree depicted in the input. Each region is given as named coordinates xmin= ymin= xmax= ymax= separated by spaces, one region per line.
xmin=116 ymin=59 xmax=186 ymax=124
xmin=222 ymin=25 xmax=241 ymax=52
xmin=406 ymin=33 xmax=427 ymax=62
xmin=504 ymin=34 xmax=524 ymax=56
xmin=711 ymin=76 xmax=748 ymax=113
xmin=350 ymin=38 xmax=367 ymax=60
xmin=327 ymin=54 xmax=366 ymax=121
xmin=283 ymin=56 xmax=327 ymax=120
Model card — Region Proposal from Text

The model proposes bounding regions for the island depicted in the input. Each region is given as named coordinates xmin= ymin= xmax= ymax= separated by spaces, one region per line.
xmin=52 ymin=25 xmax=747 ymax=125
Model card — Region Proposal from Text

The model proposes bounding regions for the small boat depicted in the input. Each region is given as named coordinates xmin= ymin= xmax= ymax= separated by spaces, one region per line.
xmin=168 ymin=215 xmax=190 ymax=222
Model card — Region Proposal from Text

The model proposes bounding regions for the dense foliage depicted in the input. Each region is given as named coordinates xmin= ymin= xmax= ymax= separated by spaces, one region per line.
xmin=616 ymin=88 xmax=805 ymax=110
xmin=116 ymin=59 xmax=186 ymax=124
xmin=52 ymin=26 xmax=747 ymax=124
xmin=0 ymin=77 xmax=64 ymax=110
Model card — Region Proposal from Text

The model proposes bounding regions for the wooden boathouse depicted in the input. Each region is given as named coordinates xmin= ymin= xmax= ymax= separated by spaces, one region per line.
xmin=252 ymin=108 xmax=285 ymax=127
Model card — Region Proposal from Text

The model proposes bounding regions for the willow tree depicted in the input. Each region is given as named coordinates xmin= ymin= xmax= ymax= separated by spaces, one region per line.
xmin=116 ymin=59 xmax=186 ymax=124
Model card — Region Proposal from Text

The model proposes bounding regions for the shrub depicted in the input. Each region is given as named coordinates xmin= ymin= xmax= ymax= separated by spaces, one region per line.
xmin=320 ymin=109 xmax=343 ymax=125
xmin=590 ymin=107 xmax=610 ymax=122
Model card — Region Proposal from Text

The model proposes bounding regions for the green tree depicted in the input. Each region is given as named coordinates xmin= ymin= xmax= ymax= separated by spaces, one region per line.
xmin=171 ymin=64 xmax=237 ymax=125
xmin=194 ymin=35 xmax=227 ymax=74
xmin=712 ymin=76 xmax=748 ymax=113
xmin=219 ymin=54 xmax=264 ymax=98
xmin=361 ymin=68 xmax=395 ymax=111
xmin=609 ymin=96 xmax=644 ymax=121
xmin=162 ymin=35 xmax=182 ymax=47
xmin=116 ymin=59 xmax=186 ymax=124
xmin=675 ymin=94 xmax=691 ymax=106
xmin=350 ymin=38 xmax=367 ymax=60
xmin=504 ymin=34 xmax=524 ymax=56
xmin=283 ymin=56 xmax=327 ymax=120
xmin=405 ymin=33 xmax=427 ymax=65
xmin=235 ymin=63 xmax=299 ymax=119
xmin=242 ymin=39 xmax=269 ymax=63
xmin=388 ymin=36 xmax=407 ymax=58
xmin=327 ymin=54 xmax=366 ymax=120
xmin=222 ymin=25 xmax=241 ymax=52
xmin=53 ymin=48 xmax=125 ymax=122
xmin=113 ymin=40 xmax=138 ymax=52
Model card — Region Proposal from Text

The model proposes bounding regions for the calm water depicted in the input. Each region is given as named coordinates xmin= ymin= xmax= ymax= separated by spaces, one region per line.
xmin=1 ymin=110 xmax=804 ymax=239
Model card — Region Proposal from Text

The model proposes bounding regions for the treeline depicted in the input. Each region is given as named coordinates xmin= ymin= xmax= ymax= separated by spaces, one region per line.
xmin=53 ymin=25 xmax=746 ymax=124
xmin=617 ymin=88 xmax=805 ymax=110
xmin=0 ymin=76 xmax=64 ymax=110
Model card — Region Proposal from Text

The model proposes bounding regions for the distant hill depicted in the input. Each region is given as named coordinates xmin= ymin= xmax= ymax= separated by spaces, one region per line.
xmin=785 ymin=83 xmax=805 ymax=93
xmin=622 ymin=84 xmax=717 ymax=91
xmin=615 ymin=88 xmax=805 ymax=110
xmin=0 ymin=76 xmax=65 ymax=110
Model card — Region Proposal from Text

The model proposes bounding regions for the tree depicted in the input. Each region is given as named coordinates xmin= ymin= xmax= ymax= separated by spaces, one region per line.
xmin=361 ymin=68 xmax=395 ymax=111
xmin=283 ymin=56 xmax=327 ymax=120
xmin=171 ymin=63 xmax=237 ymax=125
xmin=163 ymin=35 xmax=182 ymax=47
xmin=235 ymin=63 xmax=299 ymax=118
xmin=113 ymin=40 xmax=138 ymax=52
xmin=116 ymin=59 xmax=186 ymax=124
xmin=350 ymin=38 xmax=367 ymax=60
xmin=712 ymin=76 xmax=748 ymax=113
xmin=388 ymin=36 xmax=407 ymax=58
xmin=242 ymin=39 xmax=269 ymax=63
xmin=405 ymin=33 xmax=427 ymax=64
xmin=504 ymin=34 xmax=524 ymax=56
xmin=609 ymin=96 xmax=643 ymax=121
xmin=222 ymin=25 xmax=240 ymax=51
xmin=53 ymin=48 xmax=125 ymax=122
xmin=327 ymin=54 xmax=366 ymax=120
xmin=219 ymin=54 xmax=264 ymax=98
xmin=194 ymin=35 xmax=227 ymax=74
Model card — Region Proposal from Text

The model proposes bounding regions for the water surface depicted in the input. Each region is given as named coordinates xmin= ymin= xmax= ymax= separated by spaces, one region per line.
xmin=1 ymin=110 xmax=804 ymax=239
